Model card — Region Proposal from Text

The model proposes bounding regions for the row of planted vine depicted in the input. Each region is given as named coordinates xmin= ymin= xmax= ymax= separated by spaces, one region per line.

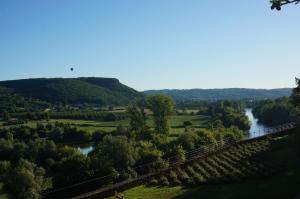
xmin=148 ymin=138 xmax=283 ymax=187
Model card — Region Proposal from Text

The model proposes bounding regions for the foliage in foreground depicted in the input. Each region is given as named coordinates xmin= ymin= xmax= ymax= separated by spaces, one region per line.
xmin=113 ymin=134 xmax=300 ymax=199
xmin=147 ymin=139 xmax=279 ymax=188
xmin=4 ymin=159 xmax=51 ymax=199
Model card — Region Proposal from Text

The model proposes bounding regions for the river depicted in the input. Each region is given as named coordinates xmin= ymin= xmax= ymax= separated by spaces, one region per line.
xmin=245 ymin=108 xmax=269 ymax=139
xmin=77 ymin=108 xmax=268 ymax=155
xmin=77 ymin=143 xmax=94 ymax=155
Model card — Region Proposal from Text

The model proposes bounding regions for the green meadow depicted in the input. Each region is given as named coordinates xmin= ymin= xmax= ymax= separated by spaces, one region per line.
xmin=0 ymin=114 xmax=210 ymax=136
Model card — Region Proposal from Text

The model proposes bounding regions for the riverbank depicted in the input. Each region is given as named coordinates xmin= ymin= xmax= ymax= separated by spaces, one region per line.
xmin=76 ymin=109 xmax=269 ymax=155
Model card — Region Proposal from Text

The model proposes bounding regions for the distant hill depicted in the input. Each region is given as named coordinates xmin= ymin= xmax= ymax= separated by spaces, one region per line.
xmin=0 ymin=77 xmax=142 ymax=106
xmin=0 ymin=86 xmax=50 ymax=113
xmin=143 ymin=88 xmax=292 ymax=101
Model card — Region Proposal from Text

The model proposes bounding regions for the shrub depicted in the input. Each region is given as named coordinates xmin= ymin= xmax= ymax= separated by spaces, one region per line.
xmin=174 ymin=145 xmax=186 ymax=163
xmin=119 ymin=167 xmax=138 ymax=181
xmin=186 ymin=165 xmax=196 ymax=176
xmin=176 ymin=132 xmax=200 ymax=150
xmin=149 ymin=178 xmax=158 ymax=186
xmin=172 ymin=178 xmax=181 ymax=186
xmin=193 ymin=162 xmax=210 ymax=179
xmin=192 ymin=162 xmax=201 ymax=171
xmin=193 ymin=173 xmax=205 ymax=184
xmin=177 ymin=168 xmax=190 ymax=183
xmin=183 ymin=121 xmax=192 ymax=127
xmin=0 ymin=160 xmax=11 ymax=176
xmin=169 ymin=171 xmax=181 ymax=185
xmin=159 ymin=176 xmax=170 ymax=186
xmin=186 ymin=177 xmax=195 ymax=186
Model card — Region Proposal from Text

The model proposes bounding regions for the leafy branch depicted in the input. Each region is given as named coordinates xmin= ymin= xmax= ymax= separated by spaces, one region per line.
xmin=270 ymin=0 xmax=300 ymax=10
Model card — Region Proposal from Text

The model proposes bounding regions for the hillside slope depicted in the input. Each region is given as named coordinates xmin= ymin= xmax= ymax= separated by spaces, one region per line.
xmin=111 ymin=134 xmax=300 ymax=199
xmin=0 ymin=86 xmax=50 ymax=112
xmin=144 ymin=88 xmax=292 ymax=101
xmin=0 ymin=77 xmax=142 ymax=106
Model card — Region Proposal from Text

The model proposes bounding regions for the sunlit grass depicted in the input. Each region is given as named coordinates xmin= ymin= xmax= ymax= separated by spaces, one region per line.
xmin=0 ymin=183 xmax=8 ymax=199
xmin=0 ymin=114 xmax=210 ymax=135
xmin=106 ymin=185 xmax=185 ymax=199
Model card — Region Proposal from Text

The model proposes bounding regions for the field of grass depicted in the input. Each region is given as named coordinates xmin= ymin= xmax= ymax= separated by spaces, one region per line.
xmin=0 ymin=114 xmax=210 ymax=136
xmin=0 ymin=183 xmax=8 ymax=199
xmin=108 ymin=134 xmax=300 ymax=199
xmin=110 ymin=186 xmax=184 ymax=199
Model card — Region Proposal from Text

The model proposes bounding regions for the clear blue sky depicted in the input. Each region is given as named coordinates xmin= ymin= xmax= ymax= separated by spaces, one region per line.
xmin=0 ymin=0 xmax=299 ymax=91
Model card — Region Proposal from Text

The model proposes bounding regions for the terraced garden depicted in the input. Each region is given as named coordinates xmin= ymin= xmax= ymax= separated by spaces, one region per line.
xmin=110 ymin=134 xmax=300 ymax=199
xmin=148 ymin=139 xmax=279 ymax=187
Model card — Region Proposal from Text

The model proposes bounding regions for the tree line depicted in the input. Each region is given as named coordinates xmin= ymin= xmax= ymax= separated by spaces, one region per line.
xmin=203 ymin=101 xmax=250 ymax=131
xmin=2 ymin=111 xmax=127 ymax=126
xmin=252 ymin=97 xmax=298 ymax=126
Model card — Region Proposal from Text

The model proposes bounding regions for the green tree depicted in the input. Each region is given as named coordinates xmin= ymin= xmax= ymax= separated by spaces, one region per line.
xmin=174 ymin=145 xmax=186 ymax=163
xmin=126 ymin=100 xmax=147 ymax=135
xmin=5 ymin=159 xmax=52 ymax=199
xmin=91 ymin=135 xmax=137 ymax=174
xmin=291 ymin=78 xmax=300 ymax=154
xmin=0 ymin=160 xmax=10 ymax=176
xmin=292 ymin=78 xmax=300 ymax=107
xmin=183 ymin=121 xmax=192 ymax=127
xmin=2 ymin=111 xmax=10 ymax=121
xmin=45 ymin=112 xmax=50 ymax=121
xmin=146 ymin=94 xmax=175 ymax=134
xmin=253 ymin=98 xmax=298 ymax=126
xmin=197 ymin=130 xmax=217 ymax=148
xmin=138 ymin=148 xmax=169 ymax=172
xmin=53 ymin=153 xmax=90 ymax=186
xmin=177 ymin=131 xmax=200 ymax=150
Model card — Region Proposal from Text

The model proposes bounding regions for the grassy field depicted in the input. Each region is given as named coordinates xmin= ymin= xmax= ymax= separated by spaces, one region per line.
xmin=0 ymin=114 xmax=210 ymax=136
xmin=0 ymin=183 xmax=8 ymax=199
xmin=108 ymin=134 xmax=300 ymax=199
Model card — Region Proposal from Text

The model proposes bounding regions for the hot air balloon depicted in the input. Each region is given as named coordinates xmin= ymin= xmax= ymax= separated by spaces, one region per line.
xmin=70 ymin=67 xmax=74 ymax=72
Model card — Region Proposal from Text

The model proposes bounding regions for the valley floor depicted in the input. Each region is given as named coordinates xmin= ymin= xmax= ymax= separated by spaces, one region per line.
xmin=110 ymin=134 xmax=300 ymax=199
xmin=0 ymin=114 xmax=210 ymax=139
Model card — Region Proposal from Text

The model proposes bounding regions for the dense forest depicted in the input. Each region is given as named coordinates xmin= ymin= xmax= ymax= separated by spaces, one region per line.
xmin=204 ymin=101 xmax=250 ymax=131
xmin=144 ymin=88 xmax=292 ymax=101
xmin=0 ymin=78 xmax=142 ymax=106
xmin=252 ymin=97 xmax=298 ymax=126
xmin=0 ymin=86 xmax=50 ymax=113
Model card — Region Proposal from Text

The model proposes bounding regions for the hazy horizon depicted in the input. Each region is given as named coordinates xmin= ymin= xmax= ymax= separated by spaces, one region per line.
xmin=0 ymin=76 xmax=294 ymax=92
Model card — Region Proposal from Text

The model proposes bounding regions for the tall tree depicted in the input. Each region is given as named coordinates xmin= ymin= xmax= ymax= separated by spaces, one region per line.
xmin=126 ymin=99 xmax=147 ymax=135
xmin=292 ymin=78 xmax=300 ymax=107
xmin=146 ymin=94 xmax=175 ymax=134
xmin=291 ymin=78 xmax=300 ymax=154
xmin=91 ymin=135 xmax=137 ymax=173
xmin=2 ymin=110 xmax=10 ymax=121
xmin=5 ymin=159 xmax=51 ymax=199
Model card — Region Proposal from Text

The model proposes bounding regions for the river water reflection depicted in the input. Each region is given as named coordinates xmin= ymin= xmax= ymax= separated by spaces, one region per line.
xmin=77 ymin=143 xmax=94 ymax=155
xmin=245 ymin=108 xmax=269 ymax=139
